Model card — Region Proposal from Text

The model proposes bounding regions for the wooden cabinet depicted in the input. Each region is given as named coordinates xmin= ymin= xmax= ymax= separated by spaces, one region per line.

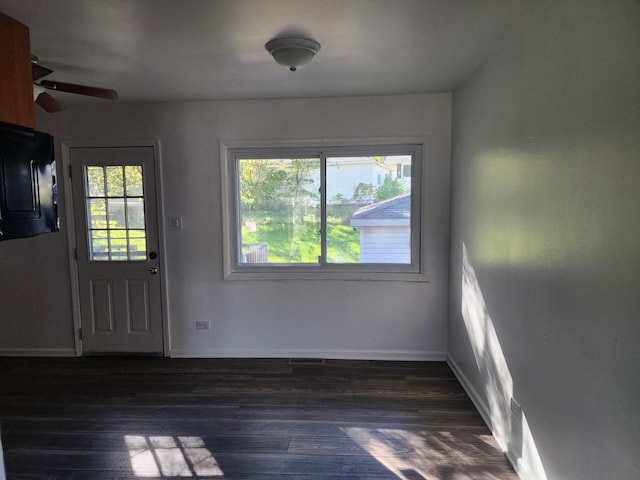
xmin=0 ymin=11 xmax=35 ymax=129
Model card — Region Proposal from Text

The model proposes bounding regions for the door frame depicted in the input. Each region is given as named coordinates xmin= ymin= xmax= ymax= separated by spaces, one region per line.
xmin=61 ymin=139 xmax=169 ymax=356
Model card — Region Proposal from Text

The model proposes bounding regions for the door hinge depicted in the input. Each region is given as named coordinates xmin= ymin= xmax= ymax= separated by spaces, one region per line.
xmin=78 ymin=328 xmax=83 ymax=340
xmin=74 ymin=248 xmax=78 ymax=260
xmin=68 ymin=164 xmax=72 ymax=178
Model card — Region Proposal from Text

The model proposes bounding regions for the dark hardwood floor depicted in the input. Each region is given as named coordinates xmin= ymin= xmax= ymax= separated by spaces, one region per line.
xmin=0 ymin=357 xmax=517 ymax=479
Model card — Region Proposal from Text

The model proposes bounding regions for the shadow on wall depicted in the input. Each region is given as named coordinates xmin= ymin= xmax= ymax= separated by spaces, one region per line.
xmin=460 ymin=243 xmax=547 ymax=480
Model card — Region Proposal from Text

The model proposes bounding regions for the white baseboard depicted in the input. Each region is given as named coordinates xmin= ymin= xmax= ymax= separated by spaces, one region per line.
xmin=506 ymin=450 xmax=538 ymax=480
xmin=170 ymin=348 xmax=447 ymax=361
xmin=446 ymin=355 xmax=495 ymax=432
xmin=447 ymin=354 xmax=539 ymax=480
xmin=0 ymin=348 xmax=76 ymax=357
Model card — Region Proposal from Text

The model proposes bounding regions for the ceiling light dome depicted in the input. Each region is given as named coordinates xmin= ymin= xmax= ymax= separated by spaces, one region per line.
xmin=265 ymin=37 xmax=321 ymax=71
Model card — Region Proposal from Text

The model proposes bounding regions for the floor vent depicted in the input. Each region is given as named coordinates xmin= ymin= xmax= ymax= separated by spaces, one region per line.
xmin=288 ymin=358 xmax=326 ymax=366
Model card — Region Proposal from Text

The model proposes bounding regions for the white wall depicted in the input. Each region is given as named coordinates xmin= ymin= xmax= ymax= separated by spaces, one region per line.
xmin=0 ymin=218 xmax=75 ymax=355
xmin=0 ymin=93 xmax=451 ymax=359
xmin=448 ymin=1 xmax=640 ymax=479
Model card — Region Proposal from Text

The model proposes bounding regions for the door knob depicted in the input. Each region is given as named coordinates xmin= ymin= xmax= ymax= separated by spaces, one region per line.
xmin=149 ymin=267 xmax=159 ymax=275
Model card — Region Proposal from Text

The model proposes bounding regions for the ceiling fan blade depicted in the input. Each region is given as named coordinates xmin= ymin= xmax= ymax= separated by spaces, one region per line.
xmin=40 ymin=80 xmax=118 ymax=100
xmin=35 ymin=92 xmax=66 ymax=113
xmin=32 ymin=62 xmax=54 ymax=81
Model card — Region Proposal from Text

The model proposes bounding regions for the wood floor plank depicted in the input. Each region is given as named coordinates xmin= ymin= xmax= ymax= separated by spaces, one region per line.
xmin=2 ymin=431 xmax=291 ymax=453
xmin=0 ymin=357 xmax=516 ymax=479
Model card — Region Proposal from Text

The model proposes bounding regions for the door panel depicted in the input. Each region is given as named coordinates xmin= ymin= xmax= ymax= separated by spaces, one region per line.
xmin=126 ymin=279 xmax=151 ymax=333
xmin=70 ymin=146 xmax=163 ymax=354
xmin=90 ymin=280 xmax=115 ymax=332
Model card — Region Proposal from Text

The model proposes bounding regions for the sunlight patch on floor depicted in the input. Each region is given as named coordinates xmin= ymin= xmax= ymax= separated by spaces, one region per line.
xmin=342 ymin=427 xmax=509 ymax=480
xmin=124 ymin=435 xmax=223 ymax=478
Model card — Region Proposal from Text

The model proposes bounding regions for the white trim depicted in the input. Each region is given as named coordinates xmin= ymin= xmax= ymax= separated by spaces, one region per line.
xmin=171 ymin=348 xmax=447 ymax=361
xmin=218 ymin=271 xmax=430 ymax=282
xmin=507 ymin=451 xmax=539 ymax=480
xmin=151 ymin=140 xmax=171 ymax=356
xmin=219 ymin=137 xmax=430 ymax=282
xmin=447 ymin=355 xmax=494 ymax=430
xmin=448 ymin=354 xmax=538 ymax=480
xmin=0 ymin=348 xmax=76 ymax=357
xmin=60 ymin=142 xmax=83 ymax=356
xmin=60 ymin=138 xmax=169 ymax=357
xmin=220 ymin=136 xmax=431 ymax=150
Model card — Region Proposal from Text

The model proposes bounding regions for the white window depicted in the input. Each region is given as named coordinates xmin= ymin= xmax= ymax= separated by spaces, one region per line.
xmin=222 ymin=143 xmax=426 ymax=281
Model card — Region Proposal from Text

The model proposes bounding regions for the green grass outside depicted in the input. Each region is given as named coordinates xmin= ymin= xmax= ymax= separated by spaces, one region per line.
xmin=241 ymin=212 xmax=360 ymax=263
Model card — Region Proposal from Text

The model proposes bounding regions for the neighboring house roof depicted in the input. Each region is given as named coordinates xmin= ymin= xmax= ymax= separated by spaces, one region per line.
xmin=350 ymin=193 xmax=411 ymax=227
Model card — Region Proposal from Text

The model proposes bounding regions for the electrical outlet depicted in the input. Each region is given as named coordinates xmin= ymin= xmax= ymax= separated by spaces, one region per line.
xmin=195 ymin=320 xmax=210 ymax=330
xmin=510 ymin=397 xmax=521 ymax=414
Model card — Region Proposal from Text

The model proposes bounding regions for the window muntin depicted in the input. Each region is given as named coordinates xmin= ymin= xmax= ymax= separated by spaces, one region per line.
xmin=227 ymin=144 xmax=423 ymax=278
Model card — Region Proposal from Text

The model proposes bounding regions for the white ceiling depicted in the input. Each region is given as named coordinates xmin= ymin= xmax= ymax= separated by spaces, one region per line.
xmin=0 ymin=0 xmax=529 ymax=104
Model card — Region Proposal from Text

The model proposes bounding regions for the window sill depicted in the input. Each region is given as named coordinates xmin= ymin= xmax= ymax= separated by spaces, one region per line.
xmin=223 ymin=267 xmax=430 ymax=282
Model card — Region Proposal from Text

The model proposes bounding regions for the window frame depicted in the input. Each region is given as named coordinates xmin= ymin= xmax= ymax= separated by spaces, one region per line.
xmin=220 ymin=139 xmax=429 ymax=282
xmin=83 ymin=164 xmax=148 ymax=262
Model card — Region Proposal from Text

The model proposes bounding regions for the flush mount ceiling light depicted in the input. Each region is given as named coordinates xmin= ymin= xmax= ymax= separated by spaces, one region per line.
xmin=265 ymin=37 xmax=321 ymax=71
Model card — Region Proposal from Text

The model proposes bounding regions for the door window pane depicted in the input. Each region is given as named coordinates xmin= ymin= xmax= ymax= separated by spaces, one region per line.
xmin=106 ymin=166 xmax=124 ymax=196
xmin=128 ymin=230 xmax=147 ymax=260
xmin=125 ymin=166 xmax=144 ymax=196
xmin=89 ymin=230 xmax=109 ymax=261
xmin=84 ymin=164 xmax=148 ymax=261
xmin=127 ymin=198 xmax=145 ymax=228
xmin=109 ymin=230 xmax=128 ymax=261
xmin=86 ymin=166 xmax=105 ymax=197
xmin=88 ymin=199 xmax=107 ymax=228
xmin=107 ymin=199 xmax=126 ymax=228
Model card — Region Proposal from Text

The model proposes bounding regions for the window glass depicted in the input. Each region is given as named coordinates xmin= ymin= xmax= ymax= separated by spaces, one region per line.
xmin=238 ymin=158 xmax=320 ymax=264
xmin=326 ymin=156 xmax=411 ymax=264
xmin=84 ymin=165 xmax=148 ymax=261
xmin=125 ymin=166 xmax=144 ymax=196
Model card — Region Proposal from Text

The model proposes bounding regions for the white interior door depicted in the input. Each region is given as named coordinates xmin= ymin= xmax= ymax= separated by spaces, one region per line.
xmin=69 ymin=146 xmax=164 ymax=354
